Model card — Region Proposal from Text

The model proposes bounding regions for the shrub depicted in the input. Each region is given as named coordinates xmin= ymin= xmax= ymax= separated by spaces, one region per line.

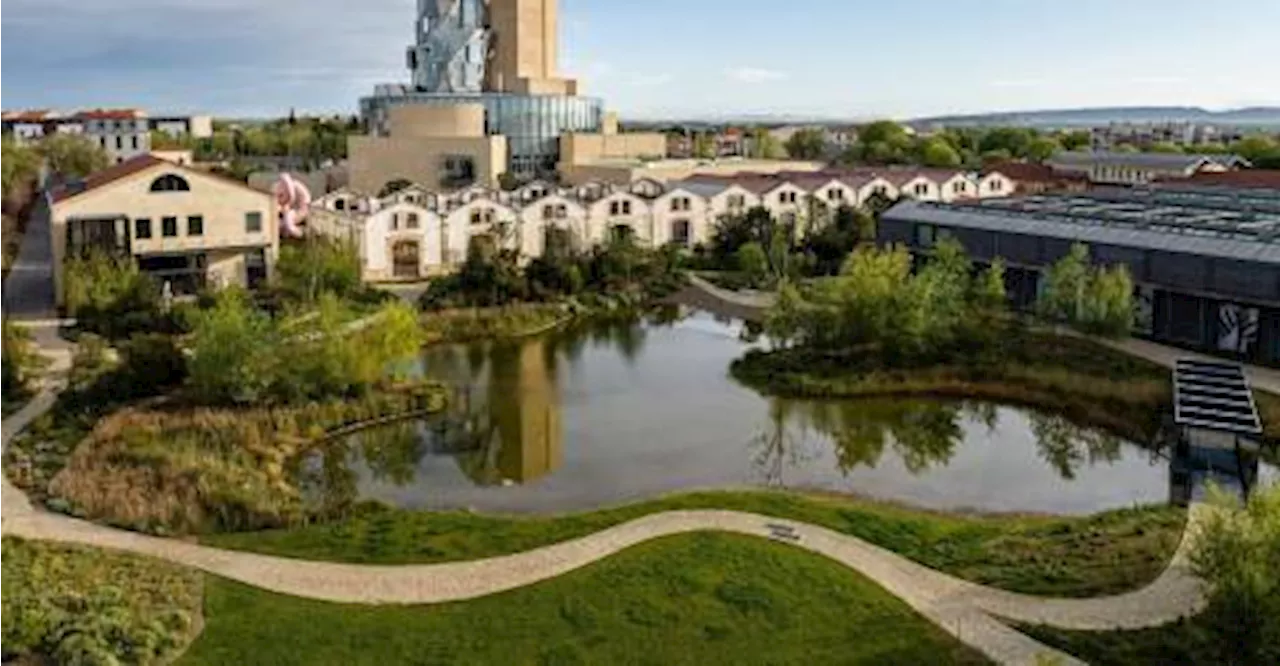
xmin=118 ymin=333 xmax=188 ymax=390
xmin=63 ymin=249 xmax=169 ymax=339
xmin=2 ymin=319 xmax=43 ymax=406
xmin=1190 ymin=484 xmax=1280 ymax=665
xmin=274 ymin=236 xmax=362 ymax=304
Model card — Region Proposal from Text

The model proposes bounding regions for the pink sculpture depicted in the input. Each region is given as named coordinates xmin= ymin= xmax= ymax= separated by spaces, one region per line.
xmin=273 ymin=173 xmax=312 ymax=238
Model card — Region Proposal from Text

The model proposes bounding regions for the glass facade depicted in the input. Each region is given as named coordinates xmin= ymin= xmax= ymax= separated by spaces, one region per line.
xmin=361 ymin=91 xmax=604 ymax=178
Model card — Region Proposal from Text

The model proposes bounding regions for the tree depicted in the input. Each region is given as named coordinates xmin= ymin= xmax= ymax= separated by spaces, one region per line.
xmin=2 ymin=320 xmax=44 ymax=405
xmin=37 ymin=134 xmax=108 ymax=179
xmin=62 ymin=248 xmax=167 ymax=339
xmin=735 ymin=242 xmax=769 ymax=286
xmin=785 ymin=129 xmax=827 ymax=160
xmin=1059 ymin=129 xmax=1093 ymax=151
xmin=1231 ymin=135 xmax=1280 ymax=169
xmin=979 ymin=127 xmax=1036 ymax=159
xmin=2 ymin=138 xmax=41 ymax=199
xmin=1190 ymin=484 xmax=1280 ymax=665
xmin=749 ymin=128 xmax=785 ymax=159
xmin=274 ymin=237 xmax=363 ymax=304
xmin=188 ymin=290 xmax=278 ymax=405
xmin=693 ymin=132 xmax=716 ymax=159
xmin=919 ymin=138 xmax=962 ymax=167
xmin=1037 ymin=243 xmax=1134 ymax=338
xmin=496 ymin=172 xmax=520 ymax=191
xmin=1148 ymin=141 xmax=1183 ymax=154
xmin=1026 ymin=136 xmax=1062 ymax=163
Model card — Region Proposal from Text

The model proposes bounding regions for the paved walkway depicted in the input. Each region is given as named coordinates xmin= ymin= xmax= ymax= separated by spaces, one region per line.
xmin=1 ymin=267 xmax=1212 ymax=665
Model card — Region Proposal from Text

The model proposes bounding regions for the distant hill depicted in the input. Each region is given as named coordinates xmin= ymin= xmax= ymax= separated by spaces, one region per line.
xmin=908 ymin=106 xmax=1280 ymax=129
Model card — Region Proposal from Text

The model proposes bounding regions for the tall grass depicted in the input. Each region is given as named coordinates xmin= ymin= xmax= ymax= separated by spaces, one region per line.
xmin=47 ymin=383 xmax=447 ymax=535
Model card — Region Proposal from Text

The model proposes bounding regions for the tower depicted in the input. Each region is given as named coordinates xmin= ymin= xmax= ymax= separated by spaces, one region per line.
xmin=407 ymin=0 xmax=490 ymax=93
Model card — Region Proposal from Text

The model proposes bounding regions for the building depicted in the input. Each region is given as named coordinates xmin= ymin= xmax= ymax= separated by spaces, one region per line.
xmin=1046 ymin=150 xmax=1250 ymax=185
xmin=3 ymin=109 xmax=213 ymax=155
xmin=148 ymin=114 xmax=214 ymax=139
xmin=352 ymin=0 xmax=666 ymax=191
xmin=308 ymin=166 xmax=1011 ymax=282
xmin=880 ymin=186 xmax=1280 ymax=366
xmin=983 ymin=161 xmax=1090 ymax=194
xmin=49 ymin=154 xmax=278 ymax=305
xmin=1090 ymin=122 xmax=1249 ymax=150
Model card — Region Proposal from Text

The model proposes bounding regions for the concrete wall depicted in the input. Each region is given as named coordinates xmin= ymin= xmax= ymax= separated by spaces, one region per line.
xmin=348 ymin=135 xmax=508 ymax=193
xmin=389 ymin=104 xmax=486 ymax=138
xmin=51 ymin=164 xmax=277 ymax=304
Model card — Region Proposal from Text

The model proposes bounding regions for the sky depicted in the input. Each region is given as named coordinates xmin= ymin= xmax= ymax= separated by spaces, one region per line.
xmin=3 ymin=0 xmax=1279 ymax=120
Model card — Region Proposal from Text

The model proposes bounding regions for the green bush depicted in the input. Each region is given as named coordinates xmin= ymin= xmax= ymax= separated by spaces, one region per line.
xmin=1190 ymin=484 xmax=1280 ymax=665
xmin=2 ymin=319 xmax=43 ymax=408
xmin=63 ymin=249 xmax=171 ymax=340
xmin=274 ymin=236 xmax=363 ymax=304
xmin=118 ymin=333 xmax=187 ymax=390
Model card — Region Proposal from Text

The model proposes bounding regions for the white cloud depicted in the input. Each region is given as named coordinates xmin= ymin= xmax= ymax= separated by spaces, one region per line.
xmin=726 ymin=67 xmax=787 ymax=84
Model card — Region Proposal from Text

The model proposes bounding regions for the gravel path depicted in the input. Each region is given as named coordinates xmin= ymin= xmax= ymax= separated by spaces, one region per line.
xmin=0 ymin=310 xmax=1210 ymax=666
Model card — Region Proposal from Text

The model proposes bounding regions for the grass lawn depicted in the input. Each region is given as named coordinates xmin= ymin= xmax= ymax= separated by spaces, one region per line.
xmin=204 ymin=489 xmax=1186 ymax=598
xmin=182 ymin=533 xmax=992 ymax=666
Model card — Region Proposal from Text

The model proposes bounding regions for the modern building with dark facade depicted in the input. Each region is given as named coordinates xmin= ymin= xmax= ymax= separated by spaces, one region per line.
xmin=880 ymin=185 xmax=1280 ymax=367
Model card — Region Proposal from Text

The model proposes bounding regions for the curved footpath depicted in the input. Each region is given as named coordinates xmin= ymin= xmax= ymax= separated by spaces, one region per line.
xmin=0 ymin=327 xmax=1208 ymax=666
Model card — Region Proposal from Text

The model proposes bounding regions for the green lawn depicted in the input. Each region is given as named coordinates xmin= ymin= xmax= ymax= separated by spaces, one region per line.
xmin=204 ymin=489 xmax=1186 ymax=598
xmin=182 ymin=533 xmax=992 ymax=666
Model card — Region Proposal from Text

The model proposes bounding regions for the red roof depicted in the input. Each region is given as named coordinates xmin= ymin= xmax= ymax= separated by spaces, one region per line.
xmin=1181 ymin=169 xmax=1280 ymax=190
xmin=2 ymin=109 xmax=52 ymax=122
xmin=983 ymin=161 xmax=1086 ymax=183
xmin=51 ymin=155 xmax=167 ymax=203
xmin=74 ymin=108 xmax=145 ymax=121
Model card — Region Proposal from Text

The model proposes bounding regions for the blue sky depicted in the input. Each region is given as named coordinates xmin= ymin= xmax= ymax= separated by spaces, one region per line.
xmin=3 ymin=0 xmax=1278 ymax=120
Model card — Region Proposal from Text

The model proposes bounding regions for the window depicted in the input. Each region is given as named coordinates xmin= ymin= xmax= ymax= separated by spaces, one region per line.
xmin=245 ymin=211 xmax=262 ymax=233
xmin=828 ymin=188 xmax=844 ymax=201
xmin=913 ymin=182 xmax=929 ymax=196
xmin=610 ymin=201 xmax=620 ymax=215
xmin=187 ymin=215 xmax=203 ymax=236
xmin=471 ymin=210 xmax=482 ymax=224
xmin=623 ymin=200 xmax=633 ymax=215
xmin=556 ymin=204 xmax=568 ymax=218
xmin=914 ymin=223 xmax=937 ymax=248
xmin=671 ymin=220 xmax=691 ymax=246
xmin=779 ymin=191 xmax=796 ymax=204
xmin=407 ymin=213 xmax=420 ymax=229
xmin=131 ymin=135 xmax=139 ymax=150
xmin=727 ymin=194 xmax=745 ymax=210
xmin=990 ymin=179 xmax=1004 ymax=192
xmin=335 ymin=199 xmax=346 ymax=211
xmin=953 ymin=181 xmax=967 ymax=194
xmin=161 ymin=216 xmax=178 ymax=237
xmin=135 ymin=218 xmax=152 ymax=239
xmin=98 ymin=136 xmax=107 ymax=148
xmin=671 ymin=196 xmax=691 ymax=212
xmin=149 ymin=174 xmax=190 ymax=192
xmin=391 ymin=213 xmax=400 ymax=230
xmin=543 ymin=204 xmax=555 ymax=220
xmin=115 ymin=135 xmax=123 ymax=150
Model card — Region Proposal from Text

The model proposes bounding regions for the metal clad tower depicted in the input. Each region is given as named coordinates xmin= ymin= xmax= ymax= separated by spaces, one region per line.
xmin=406 ymin=0 xmax=490 ymax=93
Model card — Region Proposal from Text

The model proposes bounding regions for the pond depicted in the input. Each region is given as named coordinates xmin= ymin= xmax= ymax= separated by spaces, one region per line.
xmin=298 ymin=308 xmax=1274 ymax=516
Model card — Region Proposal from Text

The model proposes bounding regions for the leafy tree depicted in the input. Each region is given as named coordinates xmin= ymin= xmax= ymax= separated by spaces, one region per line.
xmin=1037 ymin=243 xmax=1134 ymax=338
xmin=37 ymin=134 xmax=108 ymax=179
xmin=187 ymin=290 xmax=278 ymax=405
xmin=496 ymin=172 xmax=520 ymax=191
xmin=1026 ymin=136 xmax=1062 ymax=163
xmin=62 ymin=249 xmax=168 ymax=339
xmin=693 ymin=132 xmax=716 ymax=159
xmin=1231 ymin=135 xmax=1280 ymax=168
xmin=736 ymin=242 xmax=769 ymax=286
xmin=274 ymin=237 xmax=362 ymax=304
xmin=1190 ymin=484 xmax=1280 ymax=665
xmin=1148 ymin=141 xmax=1184 ymax=154
xmin=749 ymin=128 xmax=785 ymax=159
xmin=710 ymin=206 xmax=775 ymax=267
xmin=1059 ymin=130 xmax=1093 ymax=151
xmin=2 ymin=320 xmax=44 ymax=405
xmin=2 ymin=138 xmax=41 ymax=199
xmin=919 ymin=138 xmax=962 ymax=167
xmin=784 ymin=129 xmax=827 ymax=160
xmin=979 ymin=127 xmax=1036 ymax=158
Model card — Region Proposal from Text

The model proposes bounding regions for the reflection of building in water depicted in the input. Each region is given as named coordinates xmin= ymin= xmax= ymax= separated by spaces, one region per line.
xmin=459 ymin=336 xmax=563 ymax=485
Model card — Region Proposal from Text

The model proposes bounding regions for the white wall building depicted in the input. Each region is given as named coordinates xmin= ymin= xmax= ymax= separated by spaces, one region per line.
xmin=308 ymin=167 xmax=1014 ymax=283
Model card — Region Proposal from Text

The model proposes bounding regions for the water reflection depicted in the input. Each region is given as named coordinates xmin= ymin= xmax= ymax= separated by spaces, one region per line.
xmin=297 ymin=309 xmax=1274 ymax=515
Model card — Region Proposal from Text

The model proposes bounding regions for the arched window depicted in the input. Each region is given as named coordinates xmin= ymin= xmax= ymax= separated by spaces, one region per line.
xmin=149 ymin=174 xmax=190 ymax=192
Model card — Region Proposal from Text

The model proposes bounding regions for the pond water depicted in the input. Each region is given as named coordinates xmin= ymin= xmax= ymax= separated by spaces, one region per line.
xmin=298 ymin=308 xmax=1274 ymax=516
